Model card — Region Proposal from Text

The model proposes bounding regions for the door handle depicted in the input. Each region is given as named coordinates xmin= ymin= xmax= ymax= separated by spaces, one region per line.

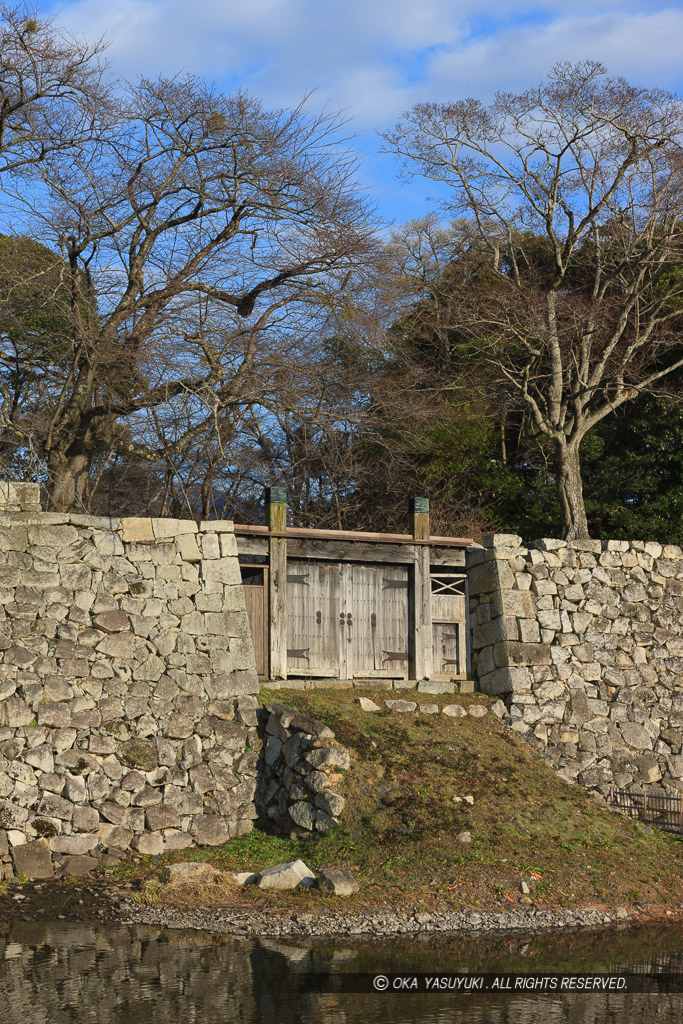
xmin=316 ymin=610 xmax=321 ymax=624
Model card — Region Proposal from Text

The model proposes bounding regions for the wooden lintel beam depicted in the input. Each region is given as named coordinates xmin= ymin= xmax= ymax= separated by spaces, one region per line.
xmin=233 ymin=523 xmax=472 ymax=548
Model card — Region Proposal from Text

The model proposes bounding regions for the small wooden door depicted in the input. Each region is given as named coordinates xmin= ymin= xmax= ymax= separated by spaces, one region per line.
xmin=430 ymin=572 xmax=467 ymax=678
xmin=432 ymin=622 xmax=465 ymax=676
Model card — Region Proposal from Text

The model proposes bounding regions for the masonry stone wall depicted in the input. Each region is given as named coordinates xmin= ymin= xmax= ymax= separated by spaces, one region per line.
xmin=0 ymin=487 xmax=260 ymax=879
xmin=257 ymin=703 xmax=349 ymax=836
xmin=468 ymin=534 xmax=683 ymax=795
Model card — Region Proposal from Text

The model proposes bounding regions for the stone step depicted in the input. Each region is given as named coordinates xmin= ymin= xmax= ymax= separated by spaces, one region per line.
xmin=261 ymin=678 xmax=477 ymax=694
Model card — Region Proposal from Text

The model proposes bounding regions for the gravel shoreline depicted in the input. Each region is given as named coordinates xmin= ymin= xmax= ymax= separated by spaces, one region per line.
xmin=113 ymin=898 xmax=670 ymax=938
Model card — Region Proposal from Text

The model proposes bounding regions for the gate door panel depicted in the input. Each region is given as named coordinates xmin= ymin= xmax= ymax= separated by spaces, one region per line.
xmin=345 ymin=563 xmax=410 ymax=679
xmin=286 ymin=561 xmax=341 ymax=676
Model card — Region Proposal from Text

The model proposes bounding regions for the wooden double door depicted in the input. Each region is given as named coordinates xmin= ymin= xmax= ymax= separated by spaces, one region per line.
xmin=286 ymin=561 xmax=410 ymax=679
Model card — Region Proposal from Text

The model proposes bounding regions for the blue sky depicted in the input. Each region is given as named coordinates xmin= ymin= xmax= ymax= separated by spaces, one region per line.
xmin=48 ymin=0 xmax=683 ymax=227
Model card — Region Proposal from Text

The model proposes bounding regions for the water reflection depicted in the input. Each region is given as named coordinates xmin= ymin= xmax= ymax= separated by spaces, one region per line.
xmin=0 ymin=919 xmax=683 ymax=1023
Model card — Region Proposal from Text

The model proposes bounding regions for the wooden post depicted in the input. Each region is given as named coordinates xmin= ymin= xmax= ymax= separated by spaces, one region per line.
xmin=410 ymin=497 xmax=432 ymax=681
xmin=266 ymin=486 xmax=288 ymax=680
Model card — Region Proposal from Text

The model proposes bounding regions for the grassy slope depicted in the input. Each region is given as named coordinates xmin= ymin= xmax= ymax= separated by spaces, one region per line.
xmin=120 ymin=689 xmax=683 ymax=913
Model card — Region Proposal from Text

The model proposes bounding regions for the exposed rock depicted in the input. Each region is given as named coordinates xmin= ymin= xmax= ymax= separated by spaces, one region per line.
xmin=314 ymin=791 xmax=346 ymax=817
xmin=384 ymin=699 xmax=417 ymax=713
xmin=49 ymin=835 xmax=98 ymax=855
xmin=93 ymin=610 xmax=130 ymax=633
xmin=355 ymin=697 xmax=380 ymax=712
xmin=230 ymin=871 xmax=256 ymax=886
xmin=442 ymin=704 xmax=468 ymax=718
xmin=317 ymin=867 xmax=358 ymax=896
xmin=304 ymin=747 xmax=350 ymax=771
xmin=289 ymin=801 xmax=317 ymax=830
xmin=467 ymin=705 xmax=488 ymax=718
xmin=257 ymin=860 xmax=316 ymax=890
xmin=134 ymin=832 xmax=164 ymax=856
xmin=162 ymin=861 xmax=217 ymax=884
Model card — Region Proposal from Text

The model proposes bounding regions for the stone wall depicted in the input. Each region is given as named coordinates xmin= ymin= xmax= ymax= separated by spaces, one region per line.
xmin=468 ymin=534 xmax=683 ymax=795
xmin=257 ymin=703 xmax=349 ymax=836
xmin=0 ymin=488 xmax=260 ymax=878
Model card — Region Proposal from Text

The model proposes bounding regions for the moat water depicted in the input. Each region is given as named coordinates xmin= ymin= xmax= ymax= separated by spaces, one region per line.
xmin=1 ymin=918 xmax=683 ymax=1023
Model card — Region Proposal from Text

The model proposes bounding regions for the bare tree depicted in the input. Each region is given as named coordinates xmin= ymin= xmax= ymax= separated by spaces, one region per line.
xmin=0 ymin=3 xmax=110 ymax=175
xmin=0 ymin=74 xmax=378 ymax=509
xmin=383 ymin=61 xmax=683 ymax=538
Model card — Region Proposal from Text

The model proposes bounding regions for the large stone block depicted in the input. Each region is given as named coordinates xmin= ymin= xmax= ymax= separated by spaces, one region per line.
xmin=494 ymin=641 xmax=551 ymax=668
xmin=49 ymin=835 xmax=98 ymax=855
xmin=193 ymin=815 xmax=230 ymax=846
xmin=146 ymin=805 xmax=181 ymax=831
xmin=209 ymin=669 xmax=258 ymax=698
xmin=468 ymin=560 xmax=513 ymax=596
xmin=96 ymin=632 xmax=136 ymax=659
xmin=472 ymin=616 xmax=509 ymax=650
xmin=59 ymin=855 xmax=98 ymax=876
xmin=490 ymin=589 xmax=535 ymax=620
xmin=478 ymin=666 xmax=531 ymax=695
xmin=619 ymin=721 xmax=653 ymax=751
xmin=119 ymin=518 xmax=156 ymax=543
xmin=119 ymin=738 xmax=158 ymax=771
xmin=177 ymin=534 xmax=201 ymax=562
xmin=257 ymin=859 xmax=315 ymax=890
xmin=151 ymin=518 xmax=198 ymax=539
xmin=199 ymin=521 xmax=234 ymax=533
xmin=481 ymin=533 xmax=523 ymax=548
xmin=201 ymin=557 xmax=241 ymax=585
xmin=0 ymin=697 xmax=34 ymax=728
xmin=37 ymin=793 xmax=73 ymax=821
xmin=27 ymin=524 xmax=79 ymax=548
xmin=12 ymin=838 xmax=53 ymax=878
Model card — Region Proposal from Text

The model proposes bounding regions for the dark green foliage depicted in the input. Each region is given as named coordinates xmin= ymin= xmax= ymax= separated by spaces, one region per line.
xmin=581 ymin=398 xmax=683 ymax=544
xmin=0 ymin=234 xmax=73 ymax=358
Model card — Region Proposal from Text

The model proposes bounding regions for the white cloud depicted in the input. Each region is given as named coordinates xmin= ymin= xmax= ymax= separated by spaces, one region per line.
xmin=47 ymin=1 xmax=683 ymax=127
xmin=43 ymin=0 xmax=683 ymax=224
xmin=427 ymin=9 xmax=683 ymax=103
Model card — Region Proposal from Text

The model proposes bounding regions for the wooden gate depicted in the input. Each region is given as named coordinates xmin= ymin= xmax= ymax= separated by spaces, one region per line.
xmin=287 ymin=561 xmax=410 ymax=678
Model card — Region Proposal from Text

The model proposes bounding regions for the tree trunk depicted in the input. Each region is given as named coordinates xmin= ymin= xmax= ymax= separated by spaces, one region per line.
xmin=47 ymin=451 xmax=91 ymax=511
xmin=553 ymin=439 xmax=590 ymax=540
